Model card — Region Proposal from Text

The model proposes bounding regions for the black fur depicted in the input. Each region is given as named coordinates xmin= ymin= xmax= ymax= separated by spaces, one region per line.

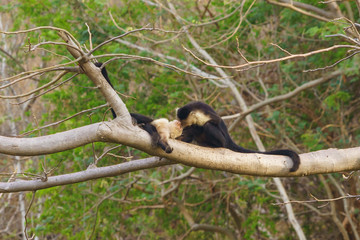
xmin=95 ymin=62 xmax=173 ymax=153
xmin=94 ymin=62 xmax=116 ymax=118
xmin=177 ymin=101 xmax=300 ymax=172
xmin=130 ymin=113 xmax=173 ymax=153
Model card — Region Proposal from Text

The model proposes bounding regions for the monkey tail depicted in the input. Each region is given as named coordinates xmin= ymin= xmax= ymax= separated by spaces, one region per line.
xmin=110 ymin=109 xmax=117 ymax=119
xmin=94 ymin=62 xmax=117 ymax=118
xmin=228 ymin=142 xmax=300 ymax=172
xmin=264 ymin=149 xmax=300 ymax=172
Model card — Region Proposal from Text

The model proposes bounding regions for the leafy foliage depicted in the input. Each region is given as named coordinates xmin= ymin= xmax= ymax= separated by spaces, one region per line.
xmin=2 ymin=0 xmax=360 ymax=239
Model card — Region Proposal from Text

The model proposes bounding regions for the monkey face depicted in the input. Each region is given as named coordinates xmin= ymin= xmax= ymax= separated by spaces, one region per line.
xmin=169 ymin=120 xmax=183 ymax=139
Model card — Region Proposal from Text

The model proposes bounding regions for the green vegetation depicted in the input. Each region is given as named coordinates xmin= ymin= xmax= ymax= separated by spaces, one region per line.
xmin=1 ymin=0 xmax=360 ymax=239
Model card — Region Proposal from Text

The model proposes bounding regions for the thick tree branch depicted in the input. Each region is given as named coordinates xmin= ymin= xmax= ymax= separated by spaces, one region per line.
xmin=0 ymin=143 xmax=359 ymax=193
xmin=1 ymin=120 xmax=360 ymax=182
xmin=0 ymin=123 xmax=105 ymax=155
xmin=0 ymin=157 xmax=172 ymax=193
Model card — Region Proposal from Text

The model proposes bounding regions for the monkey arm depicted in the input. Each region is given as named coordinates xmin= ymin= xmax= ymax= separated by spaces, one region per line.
xmin=201 ymin=122 xmax=227 ymax=148
xmin=130 ymin=113 xmax=154 ymax=124
xmin=178 ymin=127 xmax=196 ymax=143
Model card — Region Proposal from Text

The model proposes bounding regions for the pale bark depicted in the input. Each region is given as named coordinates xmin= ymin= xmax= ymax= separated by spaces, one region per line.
xmin=1 ymin=127 xmax=360 ymax=190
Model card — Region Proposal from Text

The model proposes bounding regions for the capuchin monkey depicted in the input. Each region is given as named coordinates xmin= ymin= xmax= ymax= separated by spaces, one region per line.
xmin=176 ymin=101 xmax=300 ymax=172
xmin=130 ymin=113 xmax=182 ymax=153
xmin=94 ymin=62 xmax=182 ymax=153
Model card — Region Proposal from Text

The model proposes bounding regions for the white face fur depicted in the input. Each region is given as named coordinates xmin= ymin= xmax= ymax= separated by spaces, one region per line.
xmin=168 ymin=120 xmax=182 ymax=139
xmin=151 ymin=118 xmax=170 ymax=139
xmin=182 ymin=110 xmax=211 ymax=127
xmin=151 ymin=118 xmax=183 ymax=140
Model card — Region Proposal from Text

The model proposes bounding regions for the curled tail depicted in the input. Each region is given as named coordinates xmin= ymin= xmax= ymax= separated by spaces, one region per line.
xmin=265 ymin=149 xmax=300 ymax=172
xmin=228 ymin=142 xmax=300 ymax=172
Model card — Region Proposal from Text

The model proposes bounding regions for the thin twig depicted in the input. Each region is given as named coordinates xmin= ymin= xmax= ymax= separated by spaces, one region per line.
xmin=236 ymin=36 xmax=249 ymax=63
xmin=274 ymin=193 xmax=360 ymax=205
xmin=0 ymin=57 xmax=82 ymax=83
xmin=225 ymin=70 xmax=343 ymax=129
xmin=91 ymin=54 xmax=222 ymax=81
xmin=18 ymin=103 xmax=109 ymax=136
xmin=27 ymin=41 xmax=82 ymax=54
xmin=270 ymin=43 xmax=292 ymax=55
xmin=183 ymin=44 xmax=359 ymax=70
xmin=24 ymin=191 xmax=36 ymax=240
xmin=0 ymin=26 xmax=82 ymax=49
xmin=94 ymin=145 xmax=123 ymax=165
xmin=85 ymin=23 xmax=93 ymax=50
xmin=0 ymin=71 xmax=68 ymax=99
xmin=325 ymin=33 xmax=360 ymax=45
xmin=88 ymin=26 xmax=165 ymax=56
xmin=14 ymin=73 xmax=79 ymax=105
xmin=304 ymin=50 xmax=360 ymax=72
xmin=267 ymin=0 xmax=331 ymax=22
xmin=206 ymin=0 xmax=256 ymax=49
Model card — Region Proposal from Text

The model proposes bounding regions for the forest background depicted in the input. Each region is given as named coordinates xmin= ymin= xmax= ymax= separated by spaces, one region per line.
xmin=1 ymin=0 xmax=360 ymax=239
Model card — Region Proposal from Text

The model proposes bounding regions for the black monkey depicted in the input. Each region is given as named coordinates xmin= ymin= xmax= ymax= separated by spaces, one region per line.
xmin=94 ymin=62 xmax=182 ymax=153
xmin=176 ymin=101 xmax=300 ymax=172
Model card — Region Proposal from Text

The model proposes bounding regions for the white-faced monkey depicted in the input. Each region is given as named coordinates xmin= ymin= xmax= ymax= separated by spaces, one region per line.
xmin=176 ymin=101 xmax=300 ymax=172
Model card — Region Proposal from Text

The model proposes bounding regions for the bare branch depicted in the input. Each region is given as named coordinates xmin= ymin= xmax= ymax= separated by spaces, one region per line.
xmin=113 ymin=38 xmax=228 ymax=87
xmin=0 ymin=157 xmax=172 ymax=193
xmin=24 ymin=191 xmax=36 ymax=240
xmin=0 ymin=71 xmax=42 ymax=87
xmin=274 ymin=194 xmax=360 ymax=205
xmin=58 ymin=31 xmax=132 ymax=124
xmin=161 ymin=167 xmax=195 ymax=197
xmin=176 ymin=198 xmax=237 ymax=240
xmin=85 ymin=22 xmax=93 ymax=50
xmin=0 ymin=26 xmax=82 ymax=48
xmin=224 ymin=70 xmax=343 ymax=126
xmin=325 ymin=33 xmax=360 ymax=45
xmin=206 ymin=0 xmax=255 ymax=49
xmin=87 ymin=25 xmax=183 ymax=57
xmin=0 ymin=122 xmax=106 ymax=156
xmin=19 ymin=103 xmax=108 ymax=136
xmin=27 ymin=41 xmax=82 ymax=54
xmin=189 ymin=3 xmax=243 ymax=27
xmin=94 ymin=145 xmax=122 ymax=165
xmin=304 ymin=51 xmax=360 ymax=72
xmin=184 ymin=44 xmax=359 ymax=70
xmin=0 ymin=58 xmax=82 ymax=83
xmin=15 ymin=73 xmax=79 ymax=105
xmin=320 ymin=175 xmax=350 ymax=240
xmin=1 ymin=121 xmax=360 ymax=182
xmin=92 ymin=54 xmax=218 ymax=80
xmin=270 ymin=43 xmax=292 ymax=56
xmin=92 ymin=18 xmax=228 ymax=87
xmin=266 ymin=0 xmax=334 ymax=21
xmin=328 ymin=175 xmax=360 ymax=240
xmin=0 ymin=71 xmax=67 ymax=99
